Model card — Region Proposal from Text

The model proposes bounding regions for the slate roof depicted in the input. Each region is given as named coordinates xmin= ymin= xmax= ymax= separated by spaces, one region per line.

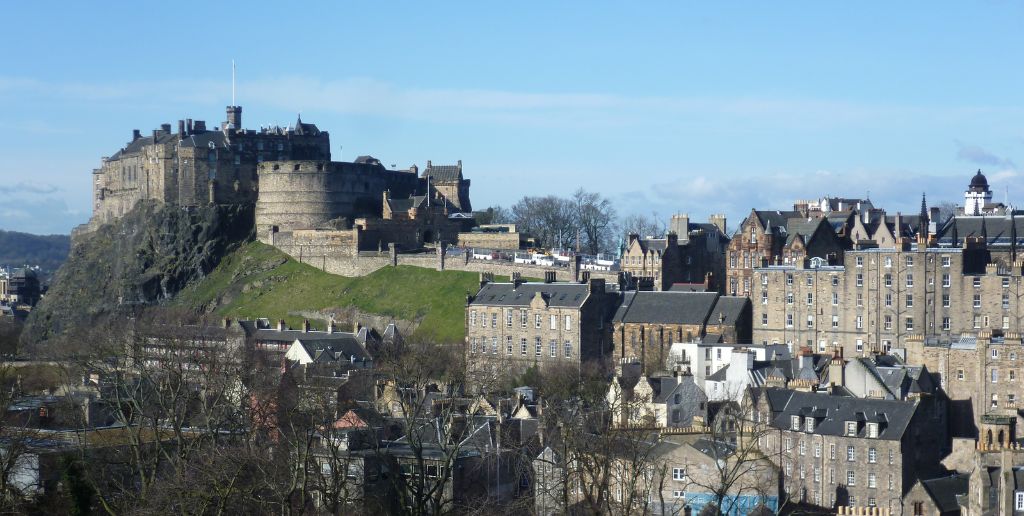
xmin=766 ymin=388 xmax=919 ymax=441
xmin=708 ymin=296 xmax=749 ymax=327
xmin=471 ymin=282 xmax=592 ymax=308
xmin=178 ymin=131 xmax=228 ymax=149
xmin=707 ymin=365 xmax=730 ymax=382
xmin=753 ymin=210 xmax=802 ymax=232
xmin=108 ymin=132 xmax=179 ymax=160
xmin=612 ymin=291 xmax=719 ymax=325
xmin=784 ymin=219 xmax=827 ymax=246
xmin=937 ymin=215 xmax=1024 ymax=246
xmin=920 ymin=474 xmax=969 ymax=513
xmin=293 ymin=337 xmax=371 ymax=364
xmin=237 ymin=320 xmax=373 ymax=345
xmin=422 ymin=164 xmax=462 ymax=183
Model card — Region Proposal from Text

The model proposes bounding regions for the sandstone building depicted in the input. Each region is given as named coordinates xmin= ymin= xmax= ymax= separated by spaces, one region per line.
xmin=620 ymin=214 xmax=728 ymax=291
xmin=464 ymin=274 xmax=615 ymax=388
xmin=611 ymin=290 xmax=751 ymax=372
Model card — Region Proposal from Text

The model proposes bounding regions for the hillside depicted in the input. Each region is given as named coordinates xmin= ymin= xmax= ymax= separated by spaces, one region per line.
xmin=175 ymin=241 xmax=497 ymax=343
xmin=22 ymin=201 xmax=254 ymax=348
xmin=0 ymin=230 xmax=71 ymax=279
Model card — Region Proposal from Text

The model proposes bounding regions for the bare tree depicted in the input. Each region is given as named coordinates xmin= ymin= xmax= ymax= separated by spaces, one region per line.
xmin=620 ymin=212 xmax=666 ymax=240
xmin=573 ymin=189 xmax=618 ymax=255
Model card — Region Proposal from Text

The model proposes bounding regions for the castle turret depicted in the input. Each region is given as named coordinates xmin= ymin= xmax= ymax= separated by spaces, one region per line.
xmin=225 ymin=106 xmax=242 ymax=130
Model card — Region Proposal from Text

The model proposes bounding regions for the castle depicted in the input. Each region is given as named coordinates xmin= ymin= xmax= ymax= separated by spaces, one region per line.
xmin=81 ymin=105 xmax=473 ymax=254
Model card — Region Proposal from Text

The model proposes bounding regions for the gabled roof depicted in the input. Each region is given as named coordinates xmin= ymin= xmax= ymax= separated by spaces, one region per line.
xmin=612 ymin=291 xmax=719 ymax=325
xmin=766 ymin=388 xmax=919 ymax=441
xmin=291 ymin=336 xmax=372 ymax=364
xmin=422 ymin=163 xmax=462 ymax=183
xmin=920 ymin=473 xmax=969 ymax=513
xmin=471 ymin=282 xmax=593 ymax=308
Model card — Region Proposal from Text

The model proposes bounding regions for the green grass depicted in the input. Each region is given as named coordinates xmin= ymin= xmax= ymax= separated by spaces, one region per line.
xmin=175 ymin=241 xmax=504 ymax=343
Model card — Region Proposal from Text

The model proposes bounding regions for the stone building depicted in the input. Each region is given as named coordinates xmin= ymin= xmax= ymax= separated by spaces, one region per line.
xmin=457 ymin=224 xmax=529 ymax=251
xmin=85 ymin=107 xmax=331 ymax=232
xmin=422 ymin=160 xmax=471 ymax=213
xmin=725 ymin=209 xmax=845 ymax=297
xmin=753 ymin=388 xmax=948 ymax=513
xmin=750 ymin=239 xmax=1024 ymax=358
xmin=620 ymin=214 xmax=728 ymax=292
xmin=905 ymin=332 xmax=1024 ymax=439
xmin=7 ymin=269 xmax=39 ymax=306
xmin=465 ymin=275 xmax=615 ymax=388
xmin=607 ymin=369 xmax=708 ymax=428
xmin=611 ymin=290 xmax=751 ymax=372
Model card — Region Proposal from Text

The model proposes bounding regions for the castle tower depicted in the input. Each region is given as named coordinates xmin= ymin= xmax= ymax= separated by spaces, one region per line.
xmin=965 ymin=169 xmax=992 ymax=215
xmin=225 ymin=105 xmax=242 ymax=130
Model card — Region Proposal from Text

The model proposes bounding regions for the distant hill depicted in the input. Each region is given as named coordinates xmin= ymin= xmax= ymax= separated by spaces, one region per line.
xmin=0 ymin=230 xmax=71 ymax=277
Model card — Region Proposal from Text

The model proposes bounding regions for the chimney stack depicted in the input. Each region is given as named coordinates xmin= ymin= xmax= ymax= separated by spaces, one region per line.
xmin=222 ymin=317 xmax=231 ymax=328
xmin=132 ymin=129 xmax=141 ymax=141
xmin=277 ymin=319 xmax=286 ymax=332
xmin=302 ymin=319 xmax=310 ymax=333
xmin=544 ymin=271 xmax=556 ymax=283
xmin=328 ymin=319 xmax=336 ymax=334
xmin=160 ymin=123 xmax=171 ymax=133
xmin=512 ymin=272 xmax=524 ymax=289
xmin=186 ymin=119 xmax=193 ymax=135
xmin=178 ymin=120 xmax=186 ymax=138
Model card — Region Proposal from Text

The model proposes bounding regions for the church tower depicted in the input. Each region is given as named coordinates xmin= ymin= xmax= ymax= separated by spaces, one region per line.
xmin=965 ymin=169 xmax=992 ymax=215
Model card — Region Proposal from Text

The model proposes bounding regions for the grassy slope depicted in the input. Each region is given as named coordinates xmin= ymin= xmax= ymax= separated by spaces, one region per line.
xmin=175 ymin=242 xmax=501 ymax=343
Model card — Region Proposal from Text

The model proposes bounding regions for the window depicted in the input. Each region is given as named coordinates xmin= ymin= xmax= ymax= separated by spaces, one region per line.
xmin=942 ymin=294 xmax=950 ymax=307
xmin=884 ymin=315 xmax=892 ymax=331
xmin=761 ymin=313 xmax=768 ymax=326
xmin=856 ymin=316 xmax=863 ymax=329
xmin=1010 ymin=370 xmax=1016 ymax=382
xmin=761 ymin=273 xmax=768 ymax=285
xmin=807 ymin=293 xmax=814 ymax=305
xmin=506 ymin=336 xmax=513 ymax=354
xmin=520 ymin=338 xmax=527 ymax=355
xmin=807 ymin=275 xmax=814 ymax=286
xmin=847 ymin=445 xmax=856 ymax=461
xmin=957 ymin=369 xmax=964 ymax=380
xmin=799 ymin=464 xmax=805 ymax=479
xmin=506 ymin=309 xmax=513 ymax=327
xmin=885 ymin=293 xmax=892 ymax=307
xmin=974 ymin=294 xmax=982 ymax=308
xmin=868 ymin=472 xmax=877 ymax=488
xmin=906 ymin=294 xmax=913 ymax=308
xmin=992 ymin=394 xmax=999 ymax=408
xmin=814 ymin=442 xmax=821 ymax=457
xmin=1010 ymin=393 xmax=1017 ymax=405
xmin=814 ymin=467 xmax=821 ymax=483
xmin=992 ymin=369 xmax=999 ymax=383
xmin=535 ymin=337 xmax=541 ymax=356
xmin=470 ymin=311 xmax=477 ymax=327
xmin=491 ymin=337 xmax=498 ymax=354
xmin=807 ymin=315 xmax=814 ymax=328
xmin=889 ymin=474 xmax=894 ymax=491
xmin=884 ymin=257 xmax=892 ymax=268
xmin=786 ymin=274 xmax=793 ymax=286
xmin=942 ymin=255 xmax=951 ymax=267
xmin=672 ymin=490 xmax=685 ymax=499
xmin=832 ymin=292 xmax=839 ymax=305
xmin=549 ymin=340 xmax=556 ymax=357
xmin=856 ymin=293 xmax=863 ymax=307
xmin=847 ymin=470 xmax=856 ymax=486
xmin=905 ymin=317 xmax=914 ymax=331
xmin=564 ymin=340 xmax=572 ymax=358
xmin=832 ymin=315 xmax=839 ymax=328
xmin=537 ymin=314 xmax=544 ymax=329
xmin=856 ymin=273 xmax=864 ymax=287
xmin=906 ymin=273 xmax=914 ymax=287
xmin=868 ymin=447 xmax=877 ymax=463
xmin=868 ymin=423 xmax=879 ymax=438
xmin=799 ymin=440 xmax=806 ymax=455
xmin=520 ymin=309 xmax=527 ymax=328
xmin=832 ymin=276 xmax=839 ymax=286
xmin=786 ymin=313 xmax=793 ymax=327
xmin=761 ymin=291 xmax=768 ymax=304
xmin=829 ymin=444 xmax=836 ymax=460
xmin=975 ymin=315 xmax=983 ymax=328
xmin=846 ymin=422 xmax=857 ymax=436
xmin=491 ymin=313 xmax=497 ymax=327
xmin=470 ymin=338 xmax=477 ymax=353
xmin=905 ymin=255 xmax=914 ymax=267
xmin=942 ymin=317 xmax=951 ymax=330
xmin=1016 ymin=492 xmax=1024 ymax=511
xmin=1004 ymin=277 xmax=1011 ymax=288
xmin=884 ymin=274 xmax=892 ymax=287
xmin=856 ymin=339 xmax=864 ymax=352
xmin=786 ymin=292 xmax=794 ymax=304
xmin=856 ymin=256 xmax=864 ymax=267
xmin=1004 ymin=294 xmax=1011 ymax=309
xmin=993 ymin=348 xmax=999 ymax=359
xmin=974 ymin=277 xmax=981 ymax=288
xmin=942 ymin=274 xmax=951 ymax=287
xmin=889 ymin=449 xmax=894 ymax=465
xmin=673 ymin=467 xmax=686 ymax=481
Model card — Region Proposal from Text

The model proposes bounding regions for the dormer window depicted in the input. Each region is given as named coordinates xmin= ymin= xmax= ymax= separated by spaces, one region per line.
xmin=791 ymin=415 xmax=801 ymax=430
xmin=805 ymin=418 xmax=815 ymax=432
xmin=845 ymin=421 xmax=857 ymax=436
xmin=867 ymin=422 xmax=879 ymax=438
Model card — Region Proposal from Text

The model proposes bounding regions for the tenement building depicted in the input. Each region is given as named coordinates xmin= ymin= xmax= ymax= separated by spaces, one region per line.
xmin=725 ymin=209 xmax=845 ymax=297
xmin=620 ymin=214 xmax=728 ymax=292
xmin=750 ymin=232 xmax=1024 ymax=359
xmin=85 ymin=106 xmax=331 ymax=231
xmin=753 ymin=388 xmax=947 ymax=513
xmin=906 ymin=331 xmax=1024 ymax=439
xmin=465 ymin=274 xmax=615 ymax=389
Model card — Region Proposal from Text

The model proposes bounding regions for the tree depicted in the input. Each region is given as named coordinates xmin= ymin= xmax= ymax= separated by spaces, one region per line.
xmin=511 ymin=196 xmax=578 ymax=249
xmin=573 ymin=189 xmax=617 ymax=255
xmin=619 ymin=212 xmax=666 ymax=240
xmin=474 ymin=206 xmax=512 ymax=225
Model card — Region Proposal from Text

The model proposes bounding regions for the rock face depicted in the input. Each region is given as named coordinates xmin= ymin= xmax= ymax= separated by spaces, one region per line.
xmin=22 ymin=201 xmax=253 ymax=346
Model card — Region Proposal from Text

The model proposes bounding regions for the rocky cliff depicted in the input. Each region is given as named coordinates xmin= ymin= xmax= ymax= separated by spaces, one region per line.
xmin=21 ymin=201 xmax=253 ymax=347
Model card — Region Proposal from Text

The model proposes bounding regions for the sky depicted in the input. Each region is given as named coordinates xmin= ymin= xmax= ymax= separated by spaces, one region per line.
xmin=1 ymin=1 xmax=1023 ymax=235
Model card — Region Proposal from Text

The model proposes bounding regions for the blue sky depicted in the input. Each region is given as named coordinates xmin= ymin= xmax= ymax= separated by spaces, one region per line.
xmin=1 ymin=1 xmax=1022 ymax=234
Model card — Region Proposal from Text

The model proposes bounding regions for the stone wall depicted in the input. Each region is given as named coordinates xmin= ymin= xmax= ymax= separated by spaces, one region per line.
xmin=457 ymin=231 xmax=523 ymax=250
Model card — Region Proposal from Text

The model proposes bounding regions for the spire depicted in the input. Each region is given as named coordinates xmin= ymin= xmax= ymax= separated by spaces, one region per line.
xmin=981 ymin=215 xmax=988 ymax=242
xmin=918 ymin=192 xmax=929 ymax=241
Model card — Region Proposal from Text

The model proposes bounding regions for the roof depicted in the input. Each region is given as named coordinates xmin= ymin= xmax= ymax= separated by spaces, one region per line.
xmin=471 ymin=281 xmax=593 ymax=308
xmin=920 ymin=473 xmax=969 ymax=513
xmin=708 ymin=296 xmax=749 ymax=327
xmin=969 ymin=169 xmax=989 ymax=190
xmin=238 ymin=320 xmax=375 ymax=345
xmin=784 ymin=218 xmax=827 ymax=246
xmin=707 ymin=365 xmax=730 ymax=382
xmin=293 ymin=336 xmax=372 ymax=364
xmin=612 ymin=291 xmax=719 ymax=325
xmin=422 ymin=163 xmax=462 ymax=183
xmin=766 ymin=388 xmax=919 ymax=441
xmin=937 ymin=215 xmax=1024 ymax=246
